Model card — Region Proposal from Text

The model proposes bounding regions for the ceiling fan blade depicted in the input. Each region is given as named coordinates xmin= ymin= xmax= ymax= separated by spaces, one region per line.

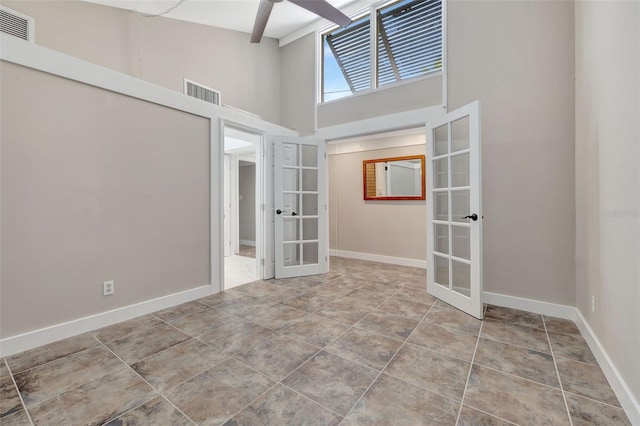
xmin=288 ymin=0 xmax=351 ymax=27
xmin=251 ymin=0 xmax=274 ymax=43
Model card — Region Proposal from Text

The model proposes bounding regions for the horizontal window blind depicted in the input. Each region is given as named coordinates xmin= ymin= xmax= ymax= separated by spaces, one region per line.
xmin=377 ymin=0 xmax=443 ymax=86
xmin=322 ymin=0 xmax=442 ymax=101
xmin=324 ymin=15 xmax=371 ymax=93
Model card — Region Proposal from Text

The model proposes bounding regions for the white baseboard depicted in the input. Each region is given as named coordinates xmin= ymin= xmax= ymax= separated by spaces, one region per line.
xmin=330 ymin=249 xmax=426 ymax=269
xmin=0 ymin=284 xmax=213 ymax=358
xmin=484 ymin=292 xmax=639 ymax=424
xmin=574 ymin=309 xmax=640 ymax=425
xmin=482 ymin=291 xmax=576 ymax=319
xmin=240 ymin=240 xmax=256 ymax=247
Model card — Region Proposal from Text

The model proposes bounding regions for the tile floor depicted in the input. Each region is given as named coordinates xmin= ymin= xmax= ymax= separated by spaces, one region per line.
xmin=0 ymin=258 xmax=631 ymax=425
xmin=224 ymin=255 xmax=257 ymax=290
xmin=237 ymin=245 xmax=256 ymax=259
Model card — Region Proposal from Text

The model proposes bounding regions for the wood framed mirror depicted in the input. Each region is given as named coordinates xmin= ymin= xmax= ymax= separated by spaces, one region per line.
xmin=363 ymin=155 xmax=426 ymax=200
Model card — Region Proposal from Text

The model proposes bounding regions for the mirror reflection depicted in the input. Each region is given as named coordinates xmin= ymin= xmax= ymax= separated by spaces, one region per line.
xmin=363 ymin=155 xmax=425 ymax=200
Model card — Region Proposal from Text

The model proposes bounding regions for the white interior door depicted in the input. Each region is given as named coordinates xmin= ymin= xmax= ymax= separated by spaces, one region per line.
xmin=274 ymin=136 xmax=328 ymax=278
xmin=426 ymin=101 xmax=483 ymax=319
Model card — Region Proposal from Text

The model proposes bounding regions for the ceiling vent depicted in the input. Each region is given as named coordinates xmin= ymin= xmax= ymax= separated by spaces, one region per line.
xmin=0 ymin=6 xmax=34 ymax=42
xmin=184 ymin=79 xmax=221 ymax=106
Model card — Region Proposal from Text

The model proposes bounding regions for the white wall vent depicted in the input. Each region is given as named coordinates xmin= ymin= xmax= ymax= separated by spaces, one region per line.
xmin=0 ymin=6 xmax=34 ymax=42
xmin=184 ymin=79 xmax=221 ymax=106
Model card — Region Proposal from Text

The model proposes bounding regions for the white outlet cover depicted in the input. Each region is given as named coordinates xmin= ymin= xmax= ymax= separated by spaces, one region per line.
xmin=103 ymin=280 xmax=114 ymax=296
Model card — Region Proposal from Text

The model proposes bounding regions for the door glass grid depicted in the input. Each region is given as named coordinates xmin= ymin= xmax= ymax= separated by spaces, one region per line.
xmin=431 ymin=117 xmax=472 ymax=296
xmin=282 ymin=141 xmax=320 ymax=268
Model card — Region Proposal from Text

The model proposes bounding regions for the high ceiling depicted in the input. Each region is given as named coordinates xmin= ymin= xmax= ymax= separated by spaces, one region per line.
xmin=84 ymin=0 xmax=370 ymax=42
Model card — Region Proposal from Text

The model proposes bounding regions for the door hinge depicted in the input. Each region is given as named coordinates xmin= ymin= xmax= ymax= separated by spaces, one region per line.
xmin=324 ymin=153 xmax=327 ymax=159
xmin=261 ymin=203 xmax=265 ymax=212
xmin=261 ymin=258 xmax=265 ymax=266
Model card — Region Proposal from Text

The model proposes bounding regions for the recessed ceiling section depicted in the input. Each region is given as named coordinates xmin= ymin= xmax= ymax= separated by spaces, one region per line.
xmin=83 ymin=0 xmax=377 ymax=42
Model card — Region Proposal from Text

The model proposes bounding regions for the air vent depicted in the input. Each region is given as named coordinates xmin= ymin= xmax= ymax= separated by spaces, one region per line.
xmin=0 ymin=6 xmax=34 ymax=42
xmin=184 ymin=79 xmax=221 ymax=106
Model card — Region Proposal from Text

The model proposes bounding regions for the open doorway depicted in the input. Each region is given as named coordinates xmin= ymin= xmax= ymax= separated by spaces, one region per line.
xmin=326 ymin=127 xmax=428 ymax=268
xmin=223 ymin=125 xmax=261 ymax=289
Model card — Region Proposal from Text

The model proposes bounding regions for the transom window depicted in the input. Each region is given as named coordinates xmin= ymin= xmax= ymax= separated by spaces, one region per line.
xmin=321 ymin=0 xmax=443 ymax=102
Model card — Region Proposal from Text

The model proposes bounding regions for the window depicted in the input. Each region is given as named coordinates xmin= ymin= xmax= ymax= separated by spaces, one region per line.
xmin=321 ymin=0 xmax=443 ymax=103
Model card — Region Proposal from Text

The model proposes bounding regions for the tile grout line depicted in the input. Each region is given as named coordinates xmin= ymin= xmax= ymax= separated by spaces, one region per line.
xmin=92 ymin=314 xmax=166 ymax=343
xmin=220 ymin=353 xmax=347 ymax=423
xmin=542 ymin=315 xmax=575 ymax=426
xmin=5 ymin=335 xmax=127 ymax=413
xmin=474 ymin=329 xmax=553 ymax=356
xmin=454 ymin=318 xmax=484 ymax=425
xmin=465 ymin=361 xmax=565 ymax=392
xmin=337 ymin=297 xmax=440 ymax=425
xmin=96 ymin=339 xmax=198 ymax=426
xmin=228 ymin=351 xmax=349 ymax=421
xmin=278 ymin=381 xmax=348 ymax=421
xmin=3 ymin=357 xmax=36 ymax=426
xmin=302 ymin=289 xmax=400 ymax=351
xmin=552 ymin=352 xmax=600 ymax=368
xmin=562 ymin=389 xmax=627 ymax=411
xmin=6 ymin=334 xmax=103 ymax=377
xmin=458 ymin=404 xmax=519 ymax=426
xmin=400 ymin=339 xmax=477 ymax=370
xmin=255 ymin=284 xmax=417 ymax=424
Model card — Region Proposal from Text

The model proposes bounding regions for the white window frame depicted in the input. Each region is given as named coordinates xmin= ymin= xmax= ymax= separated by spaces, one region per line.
xmin=316 ymin=0 xmax=446 ymax=104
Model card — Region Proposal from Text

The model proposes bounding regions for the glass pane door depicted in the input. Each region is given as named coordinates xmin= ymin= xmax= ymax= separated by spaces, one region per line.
xmin=426 ymin=101 xmax=483 ymax=319
xmin=275 ymin=137 xmax=327 ymax=278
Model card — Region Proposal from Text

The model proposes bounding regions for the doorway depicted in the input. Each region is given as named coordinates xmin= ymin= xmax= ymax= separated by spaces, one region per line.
xmin=326 ymin=127 xmax=428 ymax=268
xmin=223 ymin=125 xmax=261 ymax=289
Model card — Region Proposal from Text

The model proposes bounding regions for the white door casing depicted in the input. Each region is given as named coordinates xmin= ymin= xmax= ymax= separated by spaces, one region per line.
xmin=274 ymin=136 xmax=328 ymax=278
xmin=223 ymin=154 xmax=232 ymax=257
xmin=426 ymin=101 xmax=483 ymax=319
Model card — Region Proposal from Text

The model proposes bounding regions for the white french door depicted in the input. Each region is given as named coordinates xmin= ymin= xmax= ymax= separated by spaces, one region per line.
xmin=274 ymin=136 xmax=328 ymax=278
xmin=426 ymin=101 xmax=483 ymax=319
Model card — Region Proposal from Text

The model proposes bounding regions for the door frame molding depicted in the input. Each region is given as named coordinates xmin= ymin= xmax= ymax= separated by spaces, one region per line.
xmin=315 ymin=106 xmax=445 ymax=142
xmin=219 ymin=119 xmax=298 ymax=288
xmin=315 ymin=105 xmax=446 ymax=272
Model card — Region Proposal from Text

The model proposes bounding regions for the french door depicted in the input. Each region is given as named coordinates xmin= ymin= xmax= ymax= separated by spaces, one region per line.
xmin=274 ymin=136 xmax=328 ymax=278
xmin=426 ymin=101 xmax=483 ymax=319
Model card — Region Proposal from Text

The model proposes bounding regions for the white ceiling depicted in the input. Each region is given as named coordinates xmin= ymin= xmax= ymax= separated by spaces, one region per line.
xmin=84 ymin=0 xmax=365 ymax=42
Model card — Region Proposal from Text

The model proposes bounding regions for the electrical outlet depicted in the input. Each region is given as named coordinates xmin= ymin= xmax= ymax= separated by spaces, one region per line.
xmin=591 ymin=296 xmax=596 ymax=314
xmin=103 ymin=280 xmax=114 ymax=296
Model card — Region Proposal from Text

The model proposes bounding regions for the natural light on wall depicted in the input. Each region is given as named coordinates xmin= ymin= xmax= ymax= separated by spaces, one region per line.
xmin=321 ymin=0 xmax=443 ymax=103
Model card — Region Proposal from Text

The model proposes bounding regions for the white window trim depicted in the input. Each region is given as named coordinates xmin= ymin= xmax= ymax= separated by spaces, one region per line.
xmin=316 ymin=0 xmax=447 ymax=105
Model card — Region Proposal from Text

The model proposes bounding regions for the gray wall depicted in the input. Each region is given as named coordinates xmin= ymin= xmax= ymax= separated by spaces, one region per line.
xmin=239 ymin=163 xmax=256 ymax=244
xmin=575 ymin=0 xmax=640 ymax=402
xmin=446 ymin=0 xmax=575 ymax=305
xmin=280 ymin=34 xmax=316 ymax=135
xmin=0 ymin=62 xmax=211 ymax=338
xmin=317 ymin=76 xmax=442 ymax=128
xmin=2 ymin=0 xmax=282 ymax=123
xmin=329 ymin=140 xmax=426 ymax=261
xmin=287 ymin=0 xmax=576 ymax=305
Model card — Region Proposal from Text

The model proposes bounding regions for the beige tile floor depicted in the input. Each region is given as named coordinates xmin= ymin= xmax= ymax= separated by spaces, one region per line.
xmin=237 ymin=245 xmax=256 ymax=259
xmin=0 ymin=258 xmax=631 ymax=425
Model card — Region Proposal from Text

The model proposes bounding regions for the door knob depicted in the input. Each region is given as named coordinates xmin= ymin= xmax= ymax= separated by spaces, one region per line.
xmin=463 ymin=214 xmax=478 ymax=221
xmin=291 ymin=212 xmax=298 ymax=216
xmin=276 ymin=209 xmax=282 ymax=215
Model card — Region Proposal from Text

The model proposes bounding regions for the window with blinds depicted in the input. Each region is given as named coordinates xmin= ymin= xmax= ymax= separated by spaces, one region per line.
xmin=321 ymin=0 xmax=443 ymax=102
